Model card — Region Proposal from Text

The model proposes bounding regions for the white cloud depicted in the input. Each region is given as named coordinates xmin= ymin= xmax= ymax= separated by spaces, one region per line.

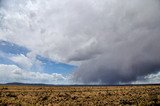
xmin=144 ymin=72 xmax=160 ymax=84
xmin=10 ymin=54 xmax=33 ymax=69
xmin=0 ymin=0 xmax=103 ymax=63
xmin=0 ymin=64 xmax=66 ymax=84
xmin=132 ymin=72 xmax=160 ymax=84
xmin=9 ymin=53 xmax=43 ymax=71
xmin=0 ymin=0 xmax=160 ymax=84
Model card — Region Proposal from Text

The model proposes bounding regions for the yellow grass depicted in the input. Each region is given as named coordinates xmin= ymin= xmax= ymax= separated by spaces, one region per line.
xmin=0 ymin=85 xmax=160 ymax=106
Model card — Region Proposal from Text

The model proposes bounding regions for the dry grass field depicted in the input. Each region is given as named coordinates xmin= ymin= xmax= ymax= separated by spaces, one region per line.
xmin=0 ymin=85 xmax=160 ymax=106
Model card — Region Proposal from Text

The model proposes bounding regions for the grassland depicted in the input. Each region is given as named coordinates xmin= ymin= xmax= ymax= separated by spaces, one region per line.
xmin=0 ymin=85 xmax=160 ymax=106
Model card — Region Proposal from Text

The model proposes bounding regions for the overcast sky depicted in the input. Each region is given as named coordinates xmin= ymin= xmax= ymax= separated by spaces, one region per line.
xmin=0 ymin=0 xmax=160 ymax=84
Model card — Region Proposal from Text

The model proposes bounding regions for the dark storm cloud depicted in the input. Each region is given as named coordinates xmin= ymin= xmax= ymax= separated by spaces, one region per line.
xmin=71 ymin=0 xmax=160 ymax=84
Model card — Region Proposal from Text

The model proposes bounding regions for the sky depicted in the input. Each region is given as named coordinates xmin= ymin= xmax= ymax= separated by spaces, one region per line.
xmin=0 ymin=0 xmax=160 ymax=84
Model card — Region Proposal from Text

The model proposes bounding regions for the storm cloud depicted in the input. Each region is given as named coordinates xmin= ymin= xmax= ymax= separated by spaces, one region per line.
xmin=72 ymin=0 xmax=160 ymax=84
xmin=0 ymin=0 xmax=160 ymax=84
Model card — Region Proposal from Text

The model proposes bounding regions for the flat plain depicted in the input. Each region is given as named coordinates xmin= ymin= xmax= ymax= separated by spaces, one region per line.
xmin=0 ymin=85 xmax=160 ymax=106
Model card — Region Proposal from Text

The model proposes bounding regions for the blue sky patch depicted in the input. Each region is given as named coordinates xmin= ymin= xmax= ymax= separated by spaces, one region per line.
xmin=36 ymin=55 xmax=76 ymax=75
xmin=0 ymin=40 xmax=76 ymax=75
xmin=0 ymin=55 xmax=15 ymax=65
xmin=0 ymin=40 xmax=29 ymax=55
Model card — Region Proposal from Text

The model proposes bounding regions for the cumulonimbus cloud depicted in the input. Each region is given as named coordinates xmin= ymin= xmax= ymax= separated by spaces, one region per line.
xmin=0 ymin=0 xmax=160 ymax=84
xmin=72 ymin=0 xmax=160 ymax=84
